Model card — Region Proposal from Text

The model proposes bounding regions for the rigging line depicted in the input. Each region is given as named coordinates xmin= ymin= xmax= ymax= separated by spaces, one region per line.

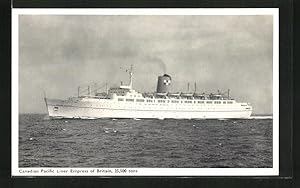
xmin=78 ymin=81 xmax=105 ymax=87
xmin=77 ymin=83 xmax=107 ymax=95
xmin=91 ymin=84 xmax=107 ymax=93
xmin=79 ymin=87 xmax=89 ymax=94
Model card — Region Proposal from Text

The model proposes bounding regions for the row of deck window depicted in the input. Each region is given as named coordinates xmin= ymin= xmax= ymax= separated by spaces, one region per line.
xmin=118 ymin=98 xmax=233 ymax=104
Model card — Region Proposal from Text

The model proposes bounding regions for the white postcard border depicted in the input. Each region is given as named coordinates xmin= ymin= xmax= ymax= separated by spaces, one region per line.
xmin=12 ymin=8 xmax=279 ymax=176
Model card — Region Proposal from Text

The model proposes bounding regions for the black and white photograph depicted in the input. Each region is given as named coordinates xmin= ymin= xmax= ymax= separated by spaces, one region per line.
xmin=12 ymin=9 xmax=279 ymax=176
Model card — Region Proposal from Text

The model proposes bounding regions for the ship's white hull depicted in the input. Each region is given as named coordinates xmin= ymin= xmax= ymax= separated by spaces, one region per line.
xmin=45 ymin=98 xmax=252 ymax=119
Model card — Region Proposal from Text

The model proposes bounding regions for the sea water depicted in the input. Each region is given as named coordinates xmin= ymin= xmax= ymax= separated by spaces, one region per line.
xmin=19 ymin=114 xmax=272 ymax=168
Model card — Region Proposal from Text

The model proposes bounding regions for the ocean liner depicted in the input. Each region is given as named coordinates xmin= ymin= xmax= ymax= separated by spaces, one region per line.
xmin=44 ymin=66 xmax=252 ymax=119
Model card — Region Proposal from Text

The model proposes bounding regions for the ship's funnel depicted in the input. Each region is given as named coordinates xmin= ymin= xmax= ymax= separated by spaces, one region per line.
xmin=156 ymin=74 xmax=172 ymax=93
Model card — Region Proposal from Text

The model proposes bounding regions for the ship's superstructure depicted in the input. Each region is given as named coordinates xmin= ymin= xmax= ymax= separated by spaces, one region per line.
xmin=45 ymin=66 xmax=252 ymax=119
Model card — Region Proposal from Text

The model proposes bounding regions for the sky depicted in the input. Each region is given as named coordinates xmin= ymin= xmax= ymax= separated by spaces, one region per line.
xmin=18 ymin=15 xmax=273 ymax=114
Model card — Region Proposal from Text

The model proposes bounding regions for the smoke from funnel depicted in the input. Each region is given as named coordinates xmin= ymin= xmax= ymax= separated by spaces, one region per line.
xmin=144 ymin=56 xmax=167 ymax=74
